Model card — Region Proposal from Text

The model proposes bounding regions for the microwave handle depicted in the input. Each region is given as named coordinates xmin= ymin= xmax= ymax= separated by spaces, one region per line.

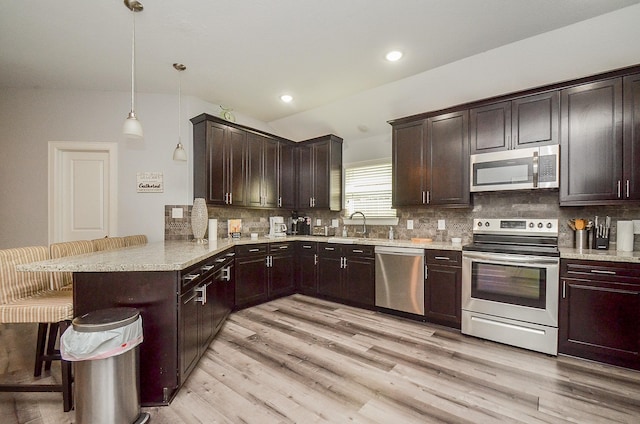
xmin=532 ymin=151 xmax=539 ymax=188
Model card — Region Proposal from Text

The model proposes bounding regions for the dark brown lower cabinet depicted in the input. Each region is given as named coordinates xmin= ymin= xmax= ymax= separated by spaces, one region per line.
xmin=235 ymin=242 xmax=296 ymax=309
xmin=559 ymin=260 xmax=640 ymax=370
xmin=424 ymin=250 xmax=462 ymax=328
xmin=296 ymin=241 xmax=318 ymax=295
xmin=73 ymin=248 xmax=235 ymax=406
xmin=317 ymin=243 xmax=375 ymax=308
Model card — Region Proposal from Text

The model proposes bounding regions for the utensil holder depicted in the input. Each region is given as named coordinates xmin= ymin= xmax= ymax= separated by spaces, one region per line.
xmin=574 ymin=230 xmax=590 ymax=249
xmin=594 ymin=236 xmax=609 ymax=250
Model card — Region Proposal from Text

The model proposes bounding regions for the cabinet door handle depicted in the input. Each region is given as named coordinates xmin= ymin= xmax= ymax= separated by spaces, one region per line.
xmin=352 ymin=249 xmax=363 ymax=253
xmin=222 ymin=266 xmax=231 ymax=281
xmin=590 ymin=269 xmax=616 ymax=275
xmin=434 ymin=256 xmax=450 ymax=261
xmin=627 ymin=180 xmax=630 ymax=198
xmin=195 ymin=286 xmax=206 ymax=304
xmin=617 ymin=180 xmax=621 ymax=199
xmin=278 ymin=197 xmax=282 ymax=207
xmin=302 ymin=245 xmax=312 ymax=249
xmin=201 ymin=265 xmax=215 ymax=271
xmin=230 ymin=192 xmax=233 ymax=204
xmin=309 ymin=197 xmax=313 ymax=208
xmin=426 ymin=190 xmax=430 ymax=204
xmin=249 ymin=248 xmax=260 ymax=252
xmin=562 ymin=280 xmax=566 ymax=299
xmin=324 ymin=247 xmax=335 ymax=251
xmin=183 ymin=273 xmax=200 ymax=281
xmin=425 ymin=265 xmax=428 ymax=279
xmin=422 ymin=191 xmax=426 ymax=204
xmin=279 ymin=245 xmax=289 ymax=250
xmin=314 ymin=254 xmax=318 ymax=265
xmin=215 ymin=258 xmax=226 ymax=263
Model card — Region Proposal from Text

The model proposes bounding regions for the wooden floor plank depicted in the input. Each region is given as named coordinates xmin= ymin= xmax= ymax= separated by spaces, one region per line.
xmin=3 ymin=295 xmax=640 ymax=423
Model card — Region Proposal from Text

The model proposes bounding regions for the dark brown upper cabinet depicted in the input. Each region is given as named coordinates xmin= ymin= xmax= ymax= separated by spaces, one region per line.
xmin=392 ymin=111 xmax=470 ymax=207
xmin=470 ymin=91 xmax=559 ymax=154
xmin=192 ymin=114 xmax=340 ymax=210
xmin=296 ymin=135 xmax=343 ymax=211
xmin=193 ymin=118 xmax=248 ymax=206
xmin=623 ymin=73 xmax=640 ymax=201
xmin=559 ymin=78 xmax=624 ymax=205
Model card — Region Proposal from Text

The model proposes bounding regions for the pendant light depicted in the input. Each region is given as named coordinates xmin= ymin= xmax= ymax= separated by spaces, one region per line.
xmin=123 ymin=0 xmax=144 ymax=139
xmin=173 ymin=63 xmax=187 ymax=161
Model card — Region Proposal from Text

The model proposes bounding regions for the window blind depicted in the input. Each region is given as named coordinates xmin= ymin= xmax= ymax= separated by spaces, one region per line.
xmin=344 ymin=161 xmax=396 ymax=218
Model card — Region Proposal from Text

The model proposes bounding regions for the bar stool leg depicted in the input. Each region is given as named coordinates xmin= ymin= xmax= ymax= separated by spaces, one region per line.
xmin=59 ymin=320 xmax=72 ymax=412
xmin=44 ymin=322 xmax=59 ymax=372
xmin=33 ymin=323 xmax=48 ymax=377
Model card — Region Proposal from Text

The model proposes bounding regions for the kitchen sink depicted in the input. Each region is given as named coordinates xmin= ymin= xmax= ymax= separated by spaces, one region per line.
xmin=326 ymin=237 xmax=358 ymax=244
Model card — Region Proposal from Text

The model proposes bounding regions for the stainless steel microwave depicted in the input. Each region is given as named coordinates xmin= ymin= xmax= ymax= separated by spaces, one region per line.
xmin=470 ymin=145 xmax=559 ymax=192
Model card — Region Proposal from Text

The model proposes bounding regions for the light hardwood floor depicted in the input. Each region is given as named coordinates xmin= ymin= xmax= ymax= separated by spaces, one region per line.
xmin=2 ymin=294 xmax=640 ymax=423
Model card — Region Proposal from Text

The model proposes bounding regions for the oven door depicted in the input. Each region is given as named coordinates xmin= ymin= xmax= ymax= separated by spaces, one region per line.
xmin=462 ymin=251 xmax=559 ymax=327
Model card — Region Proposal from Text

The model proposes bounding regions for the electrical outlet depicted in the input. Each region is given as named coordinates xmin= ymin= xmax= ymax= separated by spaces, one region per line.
xmin=171 ymin=207 xmax=183 ymax=219
xmin=634 ymin=220 xmax=640 ymax=234
xmin=331 ymin=219 xmax=339 ymax=228
xmin=438 ymin=219 xmax=446 ymax=230
xmin=407 ymin=219 xmax=414 ymax=230
xmin=316 ymin=218 xmax=322 ymax=226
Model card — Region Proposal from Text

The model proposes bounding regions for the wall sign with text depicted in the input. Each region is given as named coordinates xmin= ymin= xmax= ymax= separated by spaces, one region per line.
xmin=137 ymin=172 xmax=164 ymax=193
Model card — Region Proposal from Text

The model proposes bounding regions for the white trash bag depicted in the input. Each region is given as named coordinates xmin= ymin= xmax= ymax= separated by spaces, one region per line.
xmin=61 ymin=316 xmax=143 ymax=361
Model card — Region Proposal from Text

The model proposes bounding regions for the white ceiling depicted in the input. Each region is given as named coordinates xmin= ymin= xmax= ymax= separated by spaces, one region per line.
xmin=1 ymin=0 xmax=639 ymax=140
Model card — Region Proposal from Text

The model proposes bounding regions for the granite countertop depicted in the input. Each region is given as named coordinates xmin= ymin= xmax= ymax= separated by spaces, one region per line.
xmin=18 ymin=236 xmax=463 ymax=273
xmin=18 ymin=236 xmax=639 ymax=273
xmin=559 ymin=247 xmax=640 ymax=264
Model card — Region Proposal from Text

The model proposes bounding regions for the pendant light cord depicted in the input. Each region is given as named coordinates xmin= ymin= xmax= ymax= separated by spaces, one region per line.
xmin=177 ymin=68 xmax=181 ymax=143
xmin=130 ymin=10 xmax=136 ymax=114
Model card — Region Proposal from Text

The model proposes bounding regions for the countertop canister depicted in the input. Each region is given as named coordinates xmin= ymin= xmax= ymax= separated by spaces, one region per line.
xmin=616 ymin=221 xmax=634 ymax=252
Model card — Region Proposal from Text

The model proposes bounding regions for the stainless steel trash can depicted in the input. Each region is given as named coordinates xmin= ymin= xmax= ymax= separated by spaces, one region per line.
xmin=65 ymin=307 xmax=150 ymax=424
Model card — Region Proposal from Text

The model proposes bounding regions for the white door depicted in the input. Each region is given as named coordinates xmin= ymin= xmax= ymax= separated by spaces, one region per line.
xmin=49 ymin=142 xmax=118 ymax=243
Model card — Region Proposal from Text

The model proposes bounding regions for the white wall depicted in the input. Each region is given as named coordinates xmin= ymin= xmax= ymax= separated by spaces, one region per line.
xmin=0 ymin=88 xmax=276 ymax=248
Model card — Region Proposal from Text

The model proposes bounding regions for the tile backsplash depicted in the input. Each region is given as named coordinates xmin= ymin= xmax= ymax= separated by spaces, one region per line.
xmin=166 ymin=191 xmax=640 ymax=249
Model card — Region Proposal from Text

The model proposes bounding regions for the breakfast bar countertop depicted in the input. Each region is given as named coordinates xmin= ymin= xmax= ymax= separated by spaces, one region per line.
xmin=17 ymin=236 xmax=465 ymax=273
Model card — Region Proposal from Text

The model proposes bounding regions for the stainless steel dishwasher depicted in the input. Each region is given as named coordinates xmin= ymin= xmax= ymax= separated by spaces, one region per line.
xmin=375 ymin=246 xmax=425 ymax=315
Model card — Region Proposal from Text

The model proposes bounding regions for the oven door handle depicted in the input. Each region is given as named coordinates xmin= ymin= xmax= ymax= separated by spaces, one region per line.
xmin=463 ymin=251 xmax=558 ymax=265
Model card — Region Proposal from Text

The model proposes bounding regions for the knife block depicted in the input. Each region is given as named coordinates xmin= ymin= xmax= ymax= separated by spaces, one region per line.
xmin=594 ymin=236 xmax=609 ymax=250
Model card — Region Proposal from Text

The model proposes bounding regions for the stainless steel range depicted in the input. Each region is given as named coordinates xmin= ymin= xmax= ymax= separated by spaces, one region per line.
xmin=462 ymin=218 xmax=560 ymax=355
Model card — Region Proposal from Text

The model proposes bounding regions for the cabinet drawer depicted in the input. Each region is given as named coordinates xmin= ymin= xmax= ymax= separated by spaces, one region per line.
xmin=346 ymin=245 xmax=374 ymax=258
xmin=235 ymin=244 xmax=268 ymax=256
xmin=296 ymin=241 xmax=317 ymax=254
xmin=561 ymin=260 xmax=640 ymax=284
xmin=426 ymin=250 xmax=461 ymax=266
xmin=269 ymin=242 xmax=293 ymax=253
xmin=319 ymin=243 xmax=342 ymax=256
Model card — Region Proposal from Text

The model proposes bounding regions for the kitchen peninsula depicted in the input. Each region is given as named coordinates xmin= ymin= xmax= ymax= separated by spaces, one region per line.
xmin=20 ymin=236 xmax=640 ymax=405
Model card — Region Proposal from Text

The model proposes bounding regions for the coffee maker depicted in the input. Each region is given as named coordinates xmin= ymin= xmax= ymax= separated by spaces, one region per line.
xmin=268 ymin=216 xmax=287 ymax=238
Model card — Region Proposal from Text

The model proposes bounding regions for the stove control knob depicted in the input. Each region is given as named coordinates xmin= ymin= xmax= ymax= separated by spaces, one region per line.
xmin=537 ymin=222 xmax=543 ymax=228
xmin=477 ymin=222 xmax=483 ymax=227
xmin=485 ymin=221 xmax=490 ymax=227
xmin=547 ymin=222 xmax=553 ymax=229
xmin=528 ymin=222 xmax=534 ymax=228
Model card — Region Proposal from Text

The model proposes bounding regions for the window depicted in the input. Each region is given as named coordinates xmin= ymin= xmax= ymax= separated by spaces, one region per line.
xmin=344 ymin=159 xmax=396 ymax=218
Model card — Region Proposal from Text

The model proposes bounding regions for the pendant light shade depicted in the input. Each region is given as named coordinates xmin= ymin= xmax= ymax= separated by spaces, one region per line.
xmin=173 ymin=63 xmax=187 ymax=161
xmin=123 ymin=0 xmax=144 ymax=139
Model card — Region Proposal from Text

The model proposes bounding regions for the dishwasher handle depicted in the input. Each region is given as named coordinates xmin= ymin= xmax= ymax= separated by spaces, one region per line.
xmin=374 ymin=246 xmax=424 ymax=256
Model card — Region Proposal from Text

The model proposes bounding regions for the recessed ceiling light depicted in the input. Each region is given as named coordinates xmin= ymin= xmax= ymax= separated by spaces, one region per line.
xmin=385 ymin=50 xmax=403 ymax=62
xmin=280 ymin=94 xmax=293 ymax=103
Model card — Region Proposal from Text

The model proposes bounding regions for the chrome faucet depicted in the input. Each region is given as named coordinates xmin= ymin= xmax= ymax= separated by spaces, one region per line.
xmin=349 ymin=211 xmax=367 ymax=238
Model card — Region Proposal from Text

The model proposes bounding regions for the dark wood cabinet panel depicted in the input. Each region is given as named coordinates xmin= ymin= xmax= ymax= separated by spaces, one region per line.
xmin=623 ymin=73 xmax=640 ymax=200
xmin=470 ymin=101 xmax=510 ymax=153
xmin=392 ymin=120 xmax=426 ymax=206
xmin=425 ymin=250 xmax=461 ymax=328
xmin=559 ymin=260 xmax=640 ymax=371
xmin=392 ymin=112 xmax=469 ymax=207
xmin=317 ymin=244 xmax=375 ymax=308
xmin=296 ymin=136 xmax=343 ymax=211
xmin=427 ymin=111 xmax=470 ymax=206
xmin=279 ymin=142 xmax=297 ymax=209
xmin=227 ymin=127 xmax=248 ymax=206
xmin=247 ymin=133 xmax=278 ymax=208
xmin=512 ymin=91 xmax=559 ymax=149
xmin=296 ymin=242 xmax=318 ymax=295
xmin=269 ymin=243 xmax=296 ymax=298
xmin=470 ymin=92 xmax=558 ymax=154
xmin=560 ymin=78 xmax=624 ymax=205
xmin=235 ymin=251 xmax=269 ymax=308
